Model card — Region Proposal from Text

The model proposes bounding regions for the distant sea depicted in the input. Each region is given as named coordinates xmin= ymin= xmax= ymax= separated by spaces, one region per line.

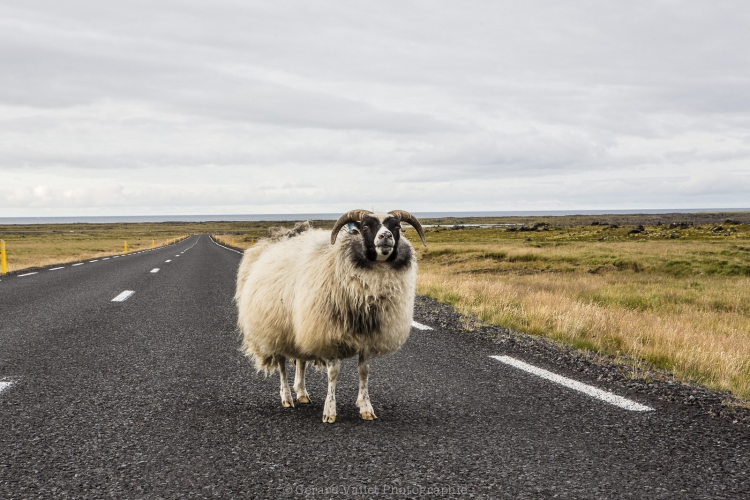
xmin=1 ymin=208 xmax=749 ymax=225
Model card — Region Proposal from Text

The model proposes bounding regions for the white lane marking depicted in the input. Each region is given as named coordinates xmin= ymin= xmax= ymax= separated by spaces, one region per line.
xmin=211 ymin=236 xmax=243 ymax=254
xmin=411 ymin=321 xmax=433 ymax=330
xmin=89 ymin=260 xmax=98 ymax=262
xmin=150 ymin=268 xmax=160 ymax=273
xmin=113 ymin=256 xmax=120 ymax=258
xmin=0 ymin=380 xmax=15 ymax=394
xmin=111 ymin=290 xmax=135 ymax=302
xmin=18 ymin=272 xmax=38 ymax=277
xmin=72 ymin=263 xmax=83 ymax=266
xmin=103 ymin=257 xmax=110 ymax=260
xmin=165 ymin=260 xmax=171 ymax=263
xmin=49 ymin=267 xmax=65 ymax=271
xmin=490 ymin=355 xmax=654 ymax=412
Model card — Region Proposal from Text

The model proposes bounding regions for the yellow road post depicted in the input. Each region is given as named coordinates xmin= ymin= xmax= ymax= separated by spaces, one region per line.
xmin=231 ymin=238 xmax=234 ymax=247
xmin=1 ymin=240 xmax=7 ymax=275
xmin=124 ymin=241 xmax=128 ymax=254
xmin=152 ymin=240 xmax=155 ymax=249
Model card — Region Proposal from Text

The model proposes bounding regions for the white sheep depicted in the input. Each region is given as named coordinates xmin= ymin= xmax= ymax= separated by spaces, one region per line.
xmin=235 ymin=210 xmax=426 ymax=423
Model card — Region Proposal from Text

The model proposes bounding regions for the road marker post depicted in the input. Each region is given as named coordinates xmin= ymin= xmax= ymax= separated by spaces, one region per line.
xmin=152 ymin=240 xmax=155 ymax=248
xmin=1 ymin=240 xmax=7 ymax=275
xmin=231 ymin=238 xmax=235 ymax=247
xmin=124 ymin=241 xmax=128 ymax=254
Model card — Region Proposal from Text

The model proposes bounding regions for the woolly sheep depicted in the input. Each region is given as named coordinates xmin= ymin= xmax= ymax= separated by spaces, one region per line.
xmin=235 ymin=210 xmax=427 ymax=423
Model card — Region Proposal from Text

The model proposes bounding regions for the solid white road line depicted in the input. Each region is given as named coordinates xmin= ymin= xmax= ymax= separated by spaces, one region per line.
xmin=150 ymin=268 xmax=160 ymax=273
xmin=490 ymin=355 xmax=654 ymax=412
xmin=18 ymin=272 xmax=38 ymax=277
xmin=411 ymin=321 xmax=433 ymax=330
xmin=72 ymin=263 xmax=83 ymax=266
xmin=111 ymin=290 xmax=135 ymax=302
xmin=0 ymin=380 xmax=14 ymax=395
xmin=211 ymin=236 xmax=243 ymax=254
xmin=49 ymin=267 xmax=65 ymax=271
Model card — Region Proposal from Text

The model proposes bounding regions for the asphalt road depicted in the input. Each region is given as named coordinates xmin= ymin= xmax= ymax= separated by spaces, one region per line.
xmin=1 ymin=235 xmax=749 ymax=499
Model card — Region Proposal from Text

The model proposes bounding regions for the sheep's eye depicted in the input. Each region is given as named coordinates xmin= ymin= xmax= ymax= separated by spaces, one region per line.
xmin=362 ymin=226 xmax=369 ymax=231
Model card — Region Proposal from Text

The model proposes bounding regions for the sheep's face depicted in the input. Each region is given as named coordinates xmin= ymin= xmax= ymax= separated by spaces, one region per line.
xmin=355 ymin=214 xmax=403 ymax=263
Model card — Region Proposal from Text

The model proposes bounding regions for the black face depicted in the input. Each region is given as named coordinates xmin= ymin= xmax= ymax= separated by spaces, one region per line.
xmin=348 ymin=215 xmax=413 ymax=269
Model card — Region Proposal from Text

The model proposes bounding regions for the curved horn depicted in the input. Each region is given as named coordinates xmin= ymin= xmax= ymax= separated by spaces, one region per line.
xmin=330 ymin=209 xmax=373 ymax=244
xmin=388 ymin=210 xmax=427 ymax=247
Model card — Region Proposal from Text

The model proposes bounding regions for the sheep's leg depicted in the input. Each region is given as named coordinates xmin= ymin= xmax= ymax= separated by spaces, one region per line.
xmin=356 ymin=355 xmax=377 ymax=420
xmin=277 ymin=357 xmax=294 ymax=408
xmin=322 ymin=359 xmax=340 ymax=424
xmin=293 ymin=359 xmax=311 ymax=404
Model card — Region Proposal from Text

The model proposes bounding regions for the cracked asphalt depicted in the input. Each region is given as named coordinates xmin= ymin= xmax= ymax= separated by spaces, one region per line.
xmin=1 ymin=235 xmax=749 ymax=498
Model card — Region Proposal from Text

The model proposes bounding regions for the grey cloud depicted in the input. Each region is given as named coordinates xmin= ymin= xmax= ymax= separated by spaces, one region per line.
xmin=1 ymin=0 xmax=750 ymax=215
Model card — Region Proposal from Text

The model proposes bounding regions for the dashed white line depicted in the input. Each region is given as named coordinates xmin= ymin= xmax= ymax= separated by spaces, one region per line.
xmin=72 ymin=263 xmax=83 ymax=267
xmin=165 ymin=260 xmax=171 ymax=263
xmin=103 ymin=258 xmax=110 ymax=260
xmin=490 ymin=355 xmax=654 ymax=412
xmin=150 ymin=268 xmax=160 ymax=273
xmin=411 ymin=321 xmax=433 ymax=330
xmin=111 ymin=290 xmax=135 ymax=302
xmin=89 ymin=260 xmax=98 ymax=262
xmin=49 ymin=267 xmax=65 ymax=271
xmin=18 ymin=272 xmax=38 ymax=277
xmin=0 ymin=380 xmax=15 ymax=395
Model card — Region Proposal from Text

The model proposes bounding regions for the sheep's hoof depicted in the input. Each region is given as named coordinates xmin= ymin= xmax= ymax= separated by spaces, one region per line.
xmin=297 ymin=395 xmax=311 ymax=404
xmin=322 ymin=414 xmax=336 ymax=424
xmin=281 ymin=400 xmax=295 ymax=408
xmin=360 ymin=412 xmax=377 ymax=421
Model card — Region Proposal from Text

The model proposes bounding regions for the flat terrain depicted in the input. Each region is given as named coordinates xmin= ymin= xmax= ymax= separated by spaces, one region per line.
xmin=1 ymin=235 xmax=749 ymax=498
xmin=4 ymin=211 xmax=750 ymax=401
xmin=415 ymin=216 xmax=750 ymax=401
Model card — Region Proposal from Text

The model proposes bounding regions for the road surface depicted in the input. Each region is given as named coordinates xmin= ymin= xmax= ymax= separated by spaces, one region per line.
xmin=1 ymin=235 xmax=748 ymax=498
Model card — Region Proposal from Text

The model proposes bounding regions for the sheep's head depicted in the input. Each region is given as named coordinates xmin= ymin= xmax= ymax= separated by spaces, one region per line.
xmin=331 ymin=209 xmax=427 ymax=264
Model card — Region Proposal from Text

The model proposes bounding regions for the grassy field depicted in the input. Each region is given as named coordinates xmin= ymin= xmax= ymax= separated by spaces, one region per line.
xmin=415 ymin=218 xmax=750 ymax=400
xmin=0 ymin=224 xmax=193 ymax=273
xmin=4 ymin=214 xmax=750 ymax=400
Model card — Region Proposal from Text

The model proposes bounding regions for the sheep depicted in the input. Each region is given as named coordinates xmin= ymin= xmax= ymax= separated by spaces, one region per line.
xmin=235 ymin=209 xmax=427 ymax=423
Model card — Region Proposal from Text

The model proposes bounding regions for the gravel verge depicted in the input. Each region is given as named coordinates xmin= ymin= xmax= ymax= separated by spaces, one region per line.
xmin=414 ymin=294 xmax=750 ymax=432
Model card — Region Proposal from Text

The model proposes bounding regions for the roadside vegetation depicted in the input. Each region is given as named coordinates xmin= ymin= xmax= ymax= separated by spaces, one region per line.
xmin=415 ymin=217 xmax=750 ymax=400
xmin=1 ymin=222 xmax=230 ymax=273
xmin=3 ymin=213 xmax=750 ymax=400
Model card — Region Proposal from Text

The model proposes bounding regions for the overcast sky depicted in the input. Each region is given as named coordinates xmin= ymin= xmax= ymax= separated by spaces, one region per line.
xmin=1 ymin=1 xmax=749 ymax=216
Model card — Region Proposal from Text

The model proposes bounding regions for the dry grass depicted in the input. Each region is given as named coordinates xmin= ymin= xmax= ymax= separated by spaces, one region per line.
xmin=212 ymin=234 xmax=254 ymax=250
xmin=416 ymin=222 xmax=750 ymax=399
xmin=0 ymin=224 xmax=194 ymax=273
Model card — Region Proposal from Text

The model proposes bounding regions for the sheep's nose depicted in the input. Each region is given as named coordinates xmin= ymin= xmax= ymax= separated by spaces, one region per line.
xmin=379 ymin=230 xmax=392 ymax=240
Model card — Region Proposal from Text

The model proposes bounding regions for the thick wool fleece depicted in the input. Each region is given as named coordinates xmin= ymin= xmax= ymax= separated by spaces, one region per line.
xmin=235 ymin=227 xmax=417 ymax=373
